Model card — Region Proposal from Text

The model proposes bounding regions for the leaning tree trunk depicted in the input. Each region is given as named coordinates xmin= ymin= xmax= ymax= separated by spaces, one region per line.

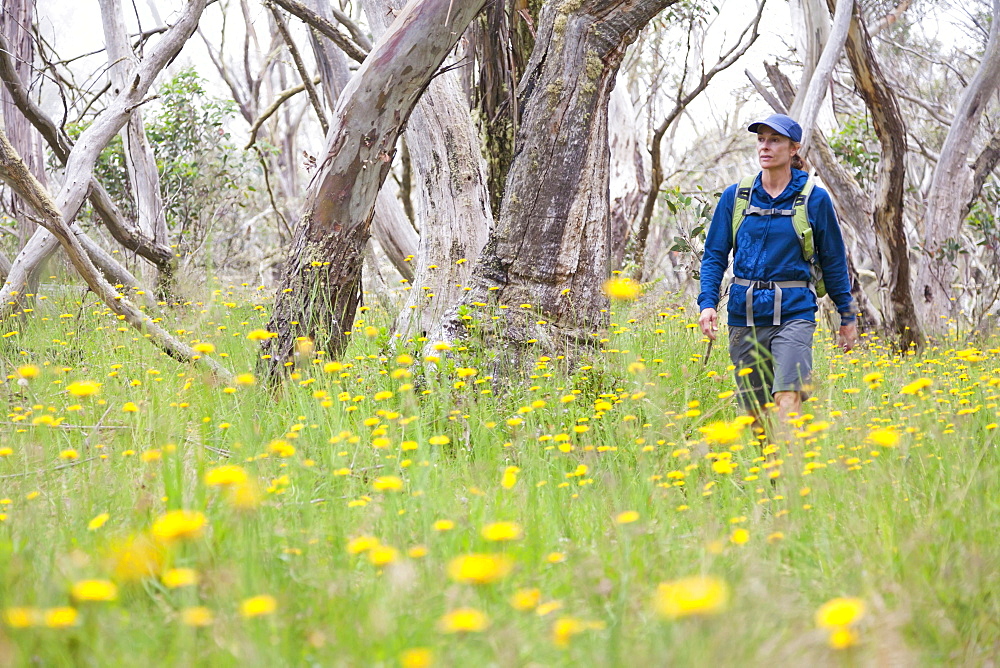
xmin=361 ymin=0 xmax=492 ymax=343
xmin=0 ymin=0 xmax=206 ymax=317
xmin=297 ymin=0 xmax=419 ymax=282
xmin=443 ymin=0 xmax=678 ymax=370
xmin=100 ymin=0 xmax=174 ymax=293
xmin=915 ymin=0 xmax=1000 ymax=328
xmin=840 ymin=0 xmax=922 ymax=349
xmin=261 ymin=0 xmax=489 ymax=378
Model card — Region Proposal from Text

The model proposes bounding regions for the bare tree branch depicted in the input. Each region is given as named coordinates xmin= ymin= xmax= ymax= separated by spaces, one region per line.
xmin=270 ymin=0 xmax=369 ymax=64
xmin=267 ymin=1 xmax=329 ymax=135
xmin=631 ymin=0 xmax=766 ymax=273
xmin=244 ymin=76 xmax=318 ymax=149
xmin=797 ymin=0 xmax=852 ymax=156
xmin=867 ymin=0 xmax=911 ymax=37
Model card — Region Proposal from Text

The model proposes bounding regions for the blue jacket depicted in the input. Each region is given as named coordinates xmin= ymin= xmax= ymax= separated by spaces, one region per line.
xmin=698 ymin=169 xmax=856 ymax=327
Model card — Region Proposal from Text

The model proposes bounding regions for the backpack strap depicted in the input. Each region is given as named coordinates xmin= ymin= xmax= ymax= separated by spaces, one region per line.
xmin=792 ymin=178 xmax=816 ymax=262
xmin=730 ymin=174 xmax=757 ymax=247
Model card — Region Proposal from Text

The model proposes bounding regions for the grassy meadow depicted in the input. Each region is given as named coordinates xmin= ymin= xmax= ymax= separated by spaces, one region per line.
xmin=0 ymin=278 xmax=998 ymax=666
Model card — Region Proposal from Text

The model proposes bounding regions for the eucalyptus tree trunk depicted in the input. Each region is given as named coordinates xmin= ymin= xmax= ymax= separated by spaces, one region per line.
xmin=261 ymin=0 xmax=489 ymax=377
xmin=915 ymin=0 xmax=1000 ymax=327
xmin=443 ymin=0 xmax=678 ymax=369
xmin=761 ymin=62 xmax=884 ymax=334
xmin=608 ymin=84 xmax=647 ymax=271
xmin=100 ymin=0 xmax=174 ymax=293
xmin=361 ymin=0 xmax=492 ymax=343
xmin=839 ymin=0 xmax=921 ymax=348
xmin=302 ymin=0 xmax=418 ymax=282
xmin=0 ymin=0 xmax=44 ymax=249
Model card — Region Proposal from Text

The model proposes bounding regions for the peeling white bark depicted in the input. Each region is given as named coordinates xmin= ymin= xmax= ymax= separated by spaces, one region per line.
xmin=100 ymin=0 xmax=171 ymax=286
xmin=361 ymin=0 xmax=492 ymax=342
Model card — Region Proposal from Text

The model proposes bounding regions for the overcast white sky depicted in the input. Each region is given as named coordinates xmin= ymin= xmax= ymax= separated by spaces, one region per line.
xmin=30 ymin=0 xmax=976 ymax=155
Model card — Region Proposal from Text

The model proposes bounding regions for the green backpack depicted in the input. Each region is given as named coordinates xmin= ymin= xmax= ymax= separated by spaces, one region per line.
xmin=730 ymin=174 xmax=826 ymax=298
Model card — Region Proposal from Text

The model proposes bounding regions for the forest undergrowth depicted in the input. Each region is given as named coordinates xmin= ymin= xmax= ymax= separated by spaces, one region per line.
xmin=0 ymin=278 xmax=997 ymax=666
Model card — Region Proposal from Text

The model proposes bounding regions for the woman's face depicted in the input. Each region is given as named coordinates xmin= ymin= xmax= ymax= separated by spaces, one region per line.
xmin=756 ymin=126 xmax=797 ymax=171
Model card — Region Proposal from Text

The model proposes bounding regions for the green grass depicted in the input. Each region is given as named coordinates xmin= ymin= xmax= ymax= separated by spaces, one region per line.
xmin=0 ymin=281 xmax=998 ymax=666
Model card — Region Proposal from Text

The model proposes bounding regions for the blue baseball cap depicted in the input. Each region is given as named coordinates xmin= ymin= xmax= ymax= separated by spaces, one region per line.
xmin=747 ymin=114 xmax=802 ymax=142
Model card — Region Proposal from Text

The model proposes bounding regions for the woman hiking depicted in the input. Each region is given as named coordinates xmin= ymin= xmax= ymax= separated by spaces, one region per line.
xmin=697 ymin=113 xmax=858 ymax=430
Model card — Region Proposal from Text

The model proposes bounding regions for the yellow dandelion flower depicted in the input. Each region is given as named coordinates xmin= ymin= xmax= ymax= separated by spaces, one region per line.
xmin=615 ymin=510 xmax=640 ymax=524
xmin=399 ymin=647 xmax=433 ymax=668
xmin=240 ymin=595 xmax=277 ymax=618
xmin=71 ymin=580 xmax=118 ymax=603
xmin=59 ymin=449 xmax=79 ymax=461
xmin=447 ymin=553 xmax=514 ymax=585
xmin=246 ymin=329 xmax=276 ymax=341
xmin=235 ymin=372 xmax=256 ymax=386
xmin=192 ymin=342 xmax=215 ymax=354
xmin=372 ymin=476 xmax=403 ymax=492
xmin=267 ymin=439 xmax=296 ymax=457
xmin=432 ymin=519 xmax=455 ymax=532
xmin=66 ymin=380 xmax=101 ymax=397
xmin=655 ymin=576 xmax=729 ymax=619
xmin=151 ymin=510 xmax=207 ymax=544
xmin=109 ymin=535 xmax=164 ymax=581
xmin=428 ymin=435 xmax=450 ymax=446
xmin=603 ymin=277 xmax=641 ymax=301
xmin=347 ymin=535 xmax=380 ymax=554
xmin=437 ymin=607 xmax=489 ymax=633
xmin=828 ymin=627 xmax=859 ymax=649
xmin=866 ymin=428 xmax=900 ymax=448
xmin=729 ymin=528 xmax=750 ymax=545
xmin=510 ymin=588 xmax=541 ymax=611
xmin=181 ymin=606 xmax=214 ymax=627
xmin=88 ymin=513 xmax=110 ymax=531
xmin=16 ymin=365 xmax=39 ymax=379
xmin=552 ymin=616 xmax=605 ymax=647
xmin=698 ymin=420 xmax=742 ymax=445
xmin=481 ymin=521 xmax=523 ymax=542
xmin=162 ymin=568 xmax=199 ymax=589
xmin=367 ymin=545 xmax=399 ymax=566
xmin=122 ymin=401 xmax=139 ymax=413
xmin=900 ymin=378 xmax=932 ymax=395
xmin=4 ymin=607 xmax=38 ymax=628
xmin=501 ymin=466 xmax=520 ymax=489
xmin=205 ymin=465 xmax=248 ymax=487
xmin=43 ymin=607 xmax=78 ymax=628
xmin=815 ymin=597 xmax=865 ymax=629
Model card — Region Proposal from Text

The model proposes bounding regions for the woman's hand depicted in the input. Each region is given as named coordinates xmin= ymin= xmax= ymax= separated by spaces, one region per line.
xmin=699 ymin=308 xmax=718 ymax=341
xmin=838 ymin=321 xmax=858 ymax=352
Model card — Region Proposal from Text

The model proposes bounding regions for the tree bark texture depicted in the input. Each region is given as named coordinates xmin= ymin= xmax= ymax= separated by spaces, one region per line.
xmin=446 ymin=0 xmax=678 ymax=365
xmin=762 ymin=61 xmax=884 ymax=332
xmin=301 ymin=0 xmax=418 ymax=282
xmin=915 ymin=0 xmax=1000 ymax=326
xmin=0 ymin=0 xmax=206 ymax=317
xmin=100 ymin=0 xmax=174 ymax=291
xmin=840 ymin=0 xmax=922 ymax=348
xmin=608 ymin=83 xmax=647 ymax=271
xmin=795 ymin=0 xmax=851 ymax=157
xmin=262 ymin=0 xmax=489 ymax=375
xmin=362 ymin=0 xmax=492 ymax=343
xmin=0 ymin=0 xmax=44 ymax=248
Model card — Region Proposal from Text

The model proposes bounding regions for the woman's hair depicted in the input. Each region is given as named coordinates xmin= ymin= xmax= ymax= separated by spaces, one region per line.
xmin=791 ymin=142 xmax=805 ymax=170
